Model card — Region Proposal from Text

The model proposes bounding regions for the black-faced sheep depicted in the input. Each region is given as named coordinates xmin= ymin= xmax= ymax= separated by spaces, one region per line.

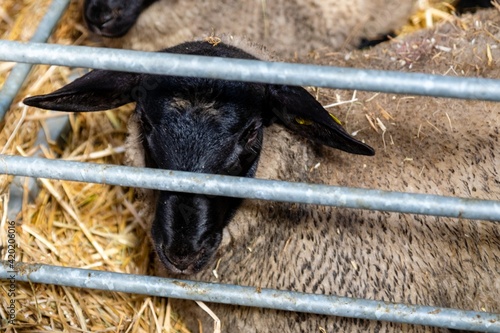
xmin=24 ymin=8 xmax=500 ymax=333
xmin=23 ymin=39 xmax=374 ymax=274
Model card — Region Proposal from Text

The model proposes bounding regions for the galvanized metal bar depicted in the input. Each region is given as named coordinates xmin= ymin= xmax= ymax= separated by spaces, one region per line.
xmin=0 ymin=0 xmax=70 ymax=120
xmin=1 ymin=154 xmax=499 ymax=221
xmin=0 ymin=261 xmax=498 ymax=332
xmin=7 ymin=114 xmax=70 ymax=220
xmin=1 ymin=41 xmax=500 ymax=101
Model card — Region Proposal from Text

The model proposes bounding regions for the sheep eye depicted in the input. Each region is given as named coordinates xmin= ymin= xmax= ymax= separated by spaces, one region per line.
xmin=245 ymin=128 xmax=258 ymax=146
xmin=240 ymin=122 xmax=260 ymax=147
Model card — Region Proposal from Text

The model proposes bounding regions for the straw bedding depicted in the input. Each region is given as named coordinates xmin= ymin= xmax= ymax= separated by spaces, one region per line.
xmin=0 ymin=0 xmax=491 ymax=332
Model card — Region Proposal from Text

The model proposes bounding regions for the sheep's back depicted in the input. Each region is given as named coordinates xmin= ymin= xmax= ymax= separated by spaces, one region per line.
xmin=103 ymin=0 xmax=415 ymax=56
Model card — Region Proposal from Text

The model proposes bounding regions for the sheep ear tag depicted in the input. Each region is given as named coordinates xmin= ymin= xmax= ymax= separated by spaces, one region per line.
xmin=23 ymin=70 xmax=140 ymax=112
xmin=267 ymin=85 xmax=375 ymax=156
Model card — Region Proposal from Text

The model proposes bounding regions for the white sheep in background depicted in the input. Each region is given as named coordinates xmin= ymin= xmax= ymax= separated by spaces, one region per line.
xmin=24 ymin=8 xmax=500 ymax=333
xmin=82 ymin=0 xmax=416 ymax=55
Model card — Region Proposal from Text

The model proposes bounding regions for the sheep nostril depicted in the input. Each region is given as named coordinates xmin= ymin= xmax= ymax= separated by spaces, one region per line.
xmin=96 ymin=13 xmax=115 ymax=28
xmin=86 ymin=5 xmax=117 ymax=29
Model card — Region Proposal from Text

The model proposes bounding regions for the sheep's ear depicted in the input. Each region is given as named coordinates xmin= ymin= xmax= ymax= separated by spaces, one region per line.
xmin=266 ymin=85 xmax=375 ymax=156
xmin=23 ymin=70 xmax=140 ymax=112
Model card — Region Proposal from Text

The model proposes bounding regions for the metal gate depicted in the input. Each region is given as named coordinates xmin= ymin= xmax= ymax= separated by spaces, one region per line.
xmin=1 ymin=0 xmax=499 ymax=331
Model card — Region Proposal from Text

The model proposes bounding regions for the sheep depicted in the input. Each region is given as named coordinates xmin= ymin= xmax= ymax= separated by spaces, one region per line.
xmin=23 ymin=36 xmax=375 ymax=274
xmin=82 ymin=0 xmax=417 ymax=56
xmin=23 ymin=8 xmax=500 ymax=333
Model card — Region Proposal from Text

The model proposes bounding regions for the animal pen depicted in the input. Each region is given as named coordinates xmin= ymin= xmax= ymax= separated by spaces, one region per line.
xmin=0 ymin=0 xmax=499 ymax=332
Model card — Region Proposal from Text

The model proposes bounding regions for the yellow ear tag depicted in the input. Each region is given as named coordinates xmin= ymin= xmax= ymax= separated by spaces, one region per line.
xmin=295 ymin=117 xmax=313 ymax=125
xmin=329 ymin=113 xmax=342 ymax=125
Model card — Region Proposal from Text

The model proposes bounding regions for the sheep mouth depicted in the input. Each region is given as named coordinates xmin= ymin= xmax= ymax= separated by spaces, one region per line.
xmin=156 ymin=244 xmax=217 ymax=275
xmin=84 ymin=10 xmax=134 ymax=38
xmin=88 ymin=20 xmax=132 ymax=38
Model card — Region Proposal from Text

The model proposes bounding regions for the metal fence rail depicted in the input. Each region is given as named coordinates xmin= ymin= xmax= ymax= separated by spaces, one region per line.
xmin=0 ymin=0 xmax=70 ymax=120
xmin=2 ymin=39 xmax=500 ymax=101
xmin=1 ymin=154 xmax=499 ymax=221
xmin=1 ymin=261 xmax=499 ymax=332
xmin=1 ymin=1 xmax=500 ymax=331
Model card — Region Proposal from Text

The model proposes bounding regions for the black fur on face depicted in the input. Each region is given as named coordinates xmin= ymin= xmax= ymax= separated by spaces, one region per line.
xmin=23 ymin=40 xmax=374 ymax=274
xmin=83 ymin=0 xmax=157 ymax=37
xmin=138 ymin=76 xmax=265 ymax=274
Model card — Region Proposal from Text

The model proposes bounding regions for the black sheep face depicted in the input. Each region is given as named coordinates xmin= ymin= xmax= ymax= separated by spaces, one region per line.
xmin=137 ymin=77 xmax=265 ymax=273
xmin=23 ymin=41 xmax=374 ymax=274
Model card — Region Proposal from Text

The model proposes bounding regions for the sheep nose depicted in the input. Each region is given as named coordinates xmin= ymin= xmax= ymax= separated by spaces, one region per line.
xmin=164 ymin=252 xmax=198 ymax=272
xmin=89 ymin=12 xmax=114 ymax=29
xmin=96 ymin=13 xmax=114 ymax=28
xmin=87 ymin=7 xmax=114 ymax=28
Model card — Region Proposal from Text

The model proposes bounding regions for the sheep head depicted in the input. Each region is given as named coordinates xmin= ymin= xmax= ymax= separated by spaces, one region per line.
xmin=23 ymin=41 xmax=374 ymax=274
